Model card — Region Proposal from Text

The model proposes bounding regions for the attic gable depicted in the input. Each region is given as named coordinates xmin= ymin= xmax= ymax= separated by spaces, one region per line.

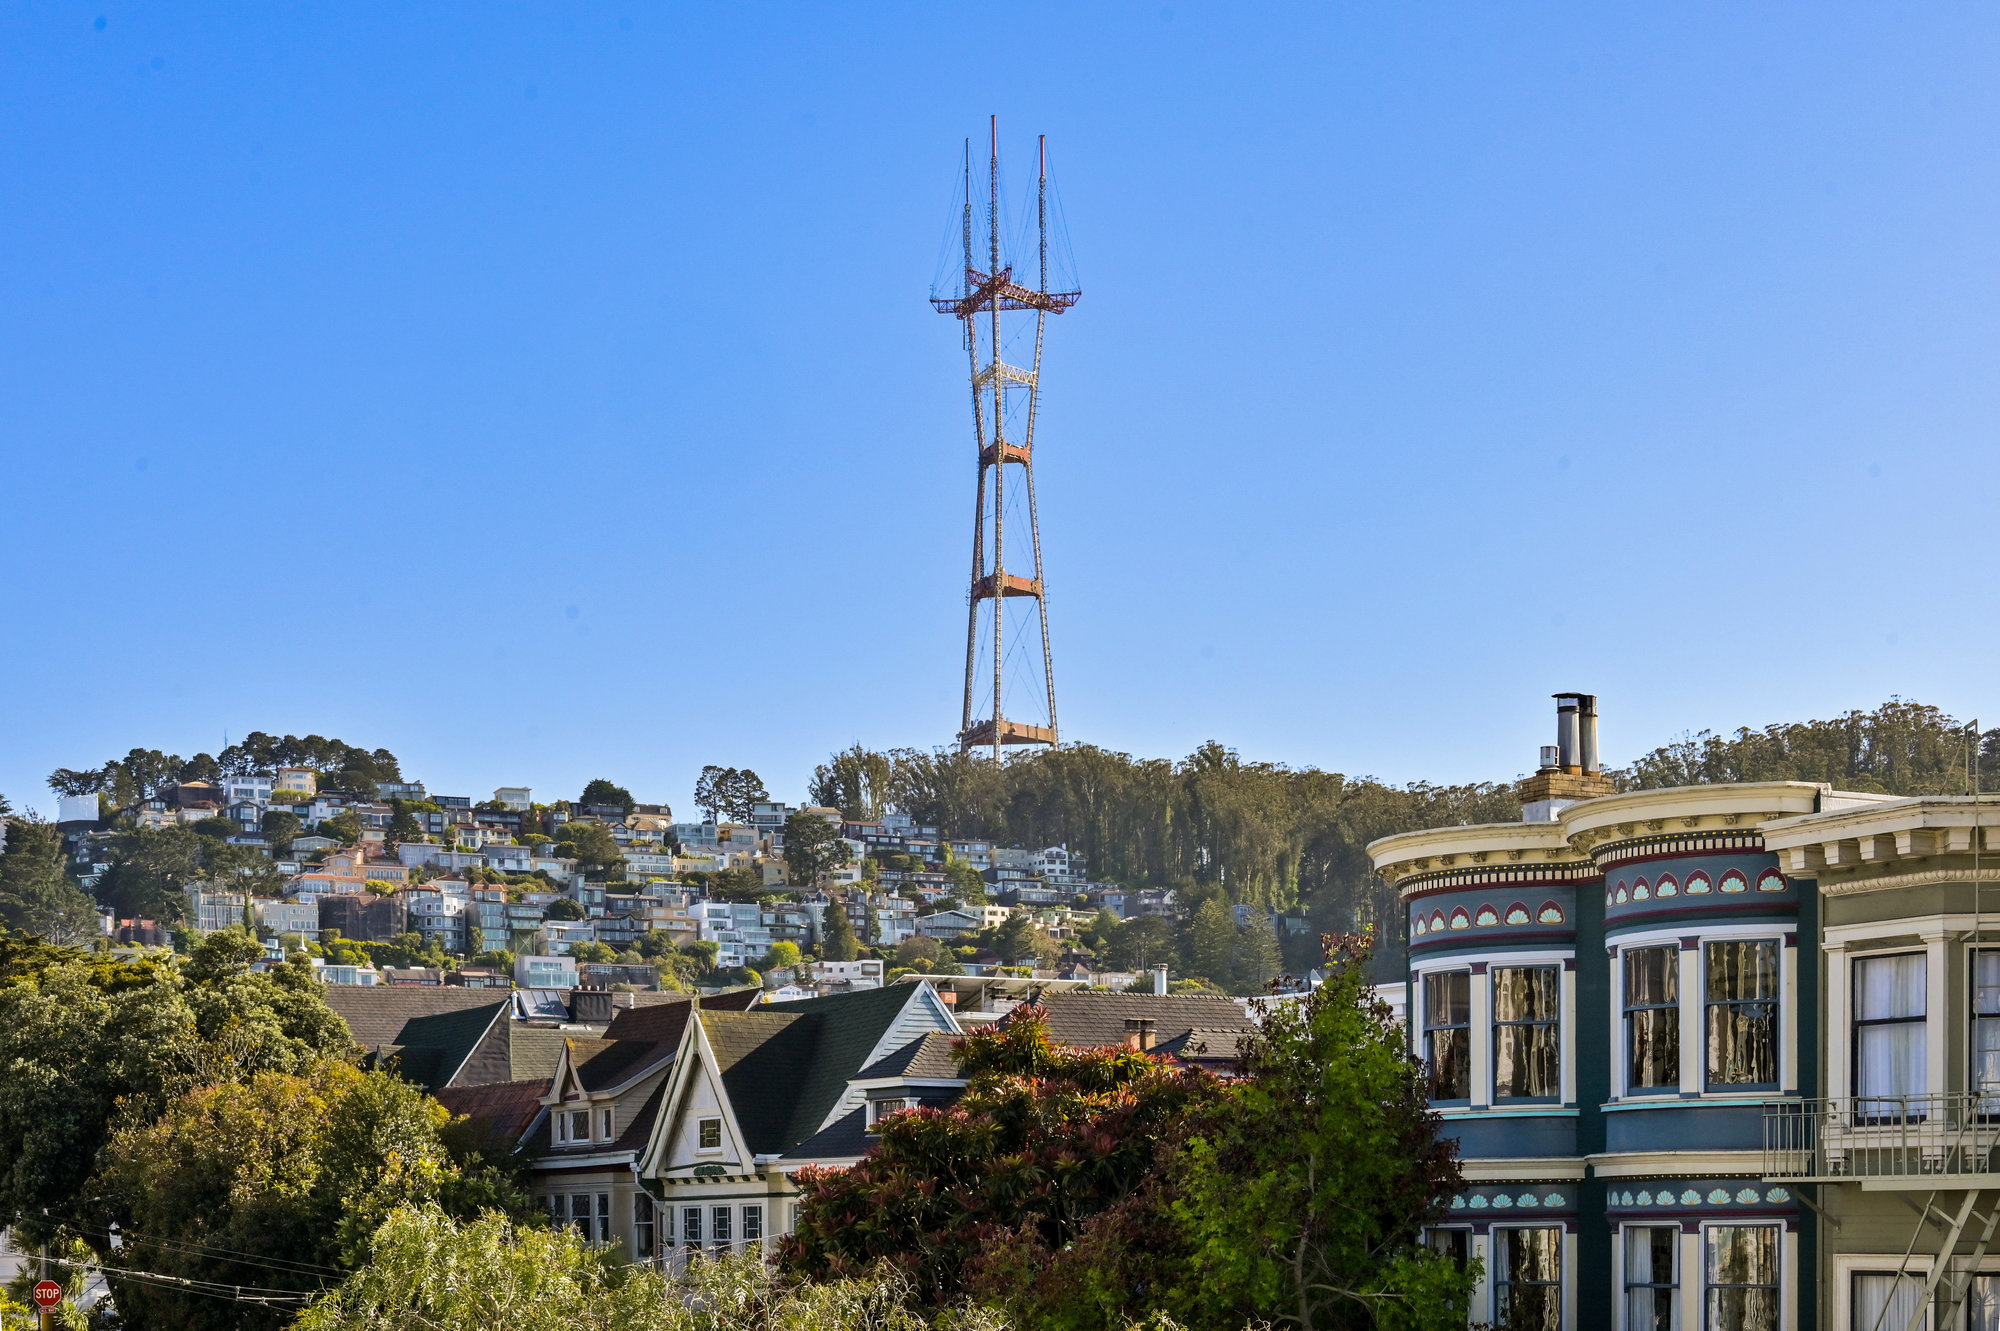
xmin=645 ymin=1015 xmax=757 ymax=1176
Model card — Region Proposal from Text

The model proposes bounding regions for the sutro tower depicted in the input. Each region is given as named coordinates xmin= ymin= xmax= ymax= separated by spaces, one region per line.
xmin=934 ymin=117 xmax=1079 ymax=758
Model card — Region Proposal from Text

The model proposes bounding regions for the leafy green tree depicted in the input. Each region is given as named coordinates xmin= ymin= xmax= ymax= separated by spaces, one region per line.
xmin=819 ymin=900 xmax=860 ymax=963
xmin=763 ymin=940 xmax=802 ymax=970
xmin=994 ymin=912 xmax=1037 ymax=965
xmin=188 ymin=815 xmax=238 ymax=840
xmin=571 ymin=941 xmax=617 ymax=964
xmin=46 ymin=768 xmax=107 ymax=798
xmin=1236 ymin=909 xmax=1284 ymax=991
xmin=941 ymin=851 xmax=987 ymax=903
xmin=261 ymin=809 xmax=302 ymax=855
xmin=891 ymin=935 xmax=942 ymax=972
xmin=557 ymin=821 xmax=625 ymax=879
xmin=322 ymin=809 xmax=363 ymax=845
xmin=693 ymin=766 xmax=770 ymax=823
xmin=783 ymin=812 xmax=849 ymax=888
xmin=0 ymin=819 xmax=100 ymax=945
xmin=545 ymin=896 xmax=587 ymax=921
xmin=810 ymin=745 xmax=894 ymax=821
xmin=1170 ymin=935 xmax=1472 ymax=1331
xmin=386 ymin=801 xmax=422 ymax=847
xmin=578 ymin=779 xmax=636 ymax=813
xmin=1106 ymin=915 xmax=1177 ymax=972
xmin=782 ymin=1005 xmax=1215 ymax=1309
xmin=94 ymin=825 xmax=206 ymax=923
xmin=300 ymin=1209 xmax=924 ymax=1331
xmin=96 ymin=1058 xmax=534 ymax=1331
xmin=0 ymin=932 xmax=353 ymax=1251
xmin=1187 ymin=896 xmax=1237 ymax=990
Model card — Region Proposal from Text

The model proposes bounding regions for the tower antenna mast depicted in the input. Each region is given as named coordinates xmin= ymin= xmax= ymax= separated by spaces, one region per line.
xmin=935 ymin=118 xmax=1079 ymax=759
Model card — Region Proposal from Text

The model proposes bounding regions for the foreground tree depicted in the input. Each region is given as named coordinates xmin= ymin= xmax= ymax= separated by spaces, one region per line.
xmin=298 ymin=1207 xmax=926 ymax=1331
xmin=1169 ymin=934 xmax=1472 ymax=1331
xmin=0 ymin=818 xmax=100 ymax=945
xmin=94 ymin=1059 xmax=532 ymax=1331
xmin=784 ymin=811 xmax=851 ymax=888
xmin=781 ymin=1007 xmax=1216 ymax=1307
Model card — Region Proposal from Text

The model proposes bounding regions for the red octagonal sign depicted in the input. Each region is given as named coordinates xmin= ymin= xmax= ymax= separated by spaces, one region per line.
xmin=31 ymin=1280 xmax=61 ymax=1310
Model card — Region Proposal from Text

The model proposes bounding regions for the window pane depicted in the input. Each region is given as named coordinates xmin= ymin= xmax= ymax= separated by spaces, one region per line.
xmin=1627 ymin=946 xmax=1679 ymax=1006
xmin=1977 ymin=953 xmax=2000 ymax=1017
xmin=1706 ymin=1225 xmax=1775 ymax=1285
xmin=712 ymin=1205 xmax=731 ymax=1246
xmin=1977 ymin=1017 xmax=2000 ymax=1099
xmin=1852 ymin=1273 xmax=1923 ymax=1331
xmin=1624 ymin=1224 xmax=1676 ymax=1331
xmin=1856 ymin=1022 xmax=1926 ymax=1102
xmin=1494 ymin=967 xmax=1558 ymax=1021
xmin=1425 ymin=971 xmax=1469 ymax=1025
xmin=1497 ymin=1228 xmax=1562 ymax=1331
xmin=682 ymin=1207 xmax=702 ymax=1246
xmin=1422 ymin=1229 xmax=1468 ymax=1267
xmin=1495 ymin=1022 xmax=1560 ymax=1098
xmin=1709 ymin=1288 xmax=1778 ymax=1331
xmin=1428 ymin=1028 xmax=1469 ymax=1100
xmin=1629 ymin=1007 xmax=1680 ymax=1090
xmin=1855 ymin=954 xmax=1926 ymax=1020
xmin=1969 ymin=1274 xmax=2000 ymax=1331
xmin=1708 ymin=941 xmax=1779 ymax=1002
xmin=743 ymin=1204 xmax=763 ymax=1241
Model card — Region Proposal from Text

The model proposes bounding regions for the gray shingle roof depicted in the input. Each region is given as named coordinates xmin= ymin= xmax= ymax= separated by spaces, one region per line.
xmin=1004 ymin=992 xmax=1257 ymax=1051
xmin=854 ymin=1030 xmax=961 ymax=1081
xmin=781 ymin=1106 xmax=871 ymax=1163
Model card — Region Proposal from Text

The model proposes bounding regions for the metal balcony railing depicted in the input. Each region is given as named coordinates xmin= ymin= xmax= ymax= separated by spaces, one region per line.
xmin=1764 ymin=1094 xmax=2000 ymax=1184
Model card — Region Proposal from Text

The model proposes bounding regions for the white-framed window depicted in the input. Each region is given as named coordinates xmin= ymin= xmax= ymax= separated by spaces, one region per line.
xmin=634 ymin=1194 xmax=656 ymax=1259
xmin=1493 ymin=965 xmax=1559 ymax=1101
xmin=1973 ymin=950 xmax=2000 ymax=1105
xmin=1624 ymin=945 xmax=1681 ymax=1094
xmin=1706 ymin=941 xmax=1780 ymax=1090
xmin=569 ymin=1109 xmax=590 ymax=1143
xmin=1968 ymin=1274 xmax=2000 ymax=1331
xmin=1704 ymin=1224 xmax=1778 ymax=1331
xmin=1853 ymin=951 xmax=1927 ymax=1116
xmin=1420 ymin=1226 xmax=1469 ymax=1270
xmin=1422 ymin=970 xmax=1471 ymax=1101
xmin=1623 ymin=1224 xmax=1676 ymax=1330
xmin=711 ymin=1205 xmax=732 ymax=1251
xmin=868 ymin=1097 xmax=909 ymax=1130
xmin=600 ymin=1107 xmax=615 ymax=1141
xmin=1850 ymin=1271 xmax=1924 ymax=1330
xmin=555 ymin=1114 xmax=568 ymax=1144
xmin=1494 ymin=1226 xmax=1561 ymax=1330
xmin=698 ymin=1117 xmax=722 ymax=1151
xmin=681 ymin=1206 xmax=702 ymax=1250
xmin=743 ymin=1204 xmax=763 ymax=1243
xmin=596 ymin=1193 xmax=611 ymax=1245
xmin=569 ymin=1194 xmax=592 ymax=1238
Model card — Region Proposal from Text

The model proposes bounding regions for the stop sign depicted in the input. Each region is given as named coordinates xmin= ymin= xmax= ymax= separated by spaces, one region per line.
xmin=30 ymin=1281 xmax=61 ymax=1310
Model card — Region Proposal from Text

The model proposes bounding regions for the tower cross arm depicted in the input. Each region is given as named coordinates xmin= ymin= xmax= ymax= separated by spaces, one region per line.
xmin=932 ymin=266 xmax=1080 ymax=316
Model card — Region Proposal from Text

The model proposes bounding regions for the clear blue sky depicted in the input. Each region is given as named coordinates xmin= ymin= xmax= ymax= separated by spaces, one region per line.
xmin=5 ymin=3 xmax=1997 ymax=818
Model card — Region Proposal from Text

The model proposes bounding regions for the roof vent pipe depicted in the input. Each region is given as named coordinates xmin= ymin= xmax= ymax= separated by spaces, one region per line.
xmin=1578 ymin=694 xmax=1600 ymax=774
xmin=1554 ymin=694 xmax=1582 ymax=772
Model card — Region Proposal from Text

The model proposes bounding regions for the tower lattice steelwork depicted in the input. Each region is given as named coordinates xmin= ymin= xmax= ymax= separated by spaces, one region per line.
xmin=935 ymin=118 xmax=1078 ymax=758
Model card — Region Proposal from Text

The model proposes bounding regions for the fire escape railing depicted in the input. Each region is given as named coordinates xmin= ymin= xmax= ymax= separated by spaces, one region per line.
xmin=1765 ymin=1094 xmax=2000 ymax=1184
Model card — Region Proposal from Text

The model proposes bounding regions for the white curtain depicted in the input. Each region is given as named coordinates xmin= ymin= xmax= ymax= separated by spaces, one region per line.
xmin=1969 ymin=1275 xmax=2000 ymax=1331
xmin=1851 ymin=1272 xmax=1922 ymax=1331
xmin=1625 ymin=1227 xmax=1675 ymax=1331
xmin=1855 ymin=955 xmax=1927 ymax=1104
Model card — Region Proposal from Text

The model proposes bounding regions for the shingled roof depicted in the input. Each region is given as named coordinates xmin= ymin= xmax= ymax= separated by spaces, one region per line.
xmin=322 ymin=986 xmax=506 ymax=1049
xmin=1002 ymin=992 xmax=1257 ymax=1051
xmin=854 ymin=1029 xmax=962 ymax=1081
xmin=322 ymin=988 xmax=512 ymax=1091
xmin=434 ymin=1078 xmax=552 ymax=1146
xmin=697 ymin=983 xmax=939 ymax=1156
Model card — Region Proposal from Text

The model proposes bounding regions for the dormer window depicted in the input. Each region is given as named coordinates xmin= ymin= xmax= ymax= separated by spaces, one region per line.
xmin=570 ymin=1110 xmax=590 ymax=1143
xmin=697 ymin=1117 xmax=722 ymax=1151
xmin=868 ymin=1098 xmax=910 ymax=1131
xmin=600 ymin=1108 xmax=613 ymax=1141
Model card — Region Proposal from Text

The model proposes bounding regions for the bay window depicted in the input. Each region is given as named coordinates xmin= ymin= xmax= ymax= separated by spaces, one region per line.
xmin=1495 ymin=1227 xmax=1562 ymax=1331
xmin=1423 ymin=971 xmax=1470 ymax=1101
xmin=1853 ymin=953 xmax=1926 ymax=1117
xmin=1705 ymin=1225 xmax=1777 ymax=1331
xmin=1706 ymin=941 xmax=1779 ymax=1089
xmin=1624 ymin=1225 xmax=1676 ymax=1330
xmin=1625 ymin=946 xmax=1680 ymax=1093
xmin=1493 ymin=966 xmax=1559 ymax=1100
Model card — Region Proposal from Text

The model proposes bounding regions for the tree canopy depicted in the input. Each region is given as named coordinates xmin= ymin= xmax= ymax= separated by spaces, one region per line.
xmin=693 ymin=766 xmax=769 ymax=823
xmin=579 ymin=779 xmax=637 ymax=813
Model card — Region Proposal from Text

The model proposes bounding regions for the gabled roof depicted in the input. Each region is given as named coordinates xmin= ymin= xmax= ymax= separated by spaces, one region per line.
xmin=563 ymin=1034 xmax=674 ymax=1094
xmin=854 ymin=1030 xmax=961 ymax=1081
xmin=507 ymin=1024 xmax=583 ymax=1081
xmin=781 ymin=1106 xmax=870 ymax=1163
xmin=321 ymin=988 xmax=511 ymax=1091
xmin=1003 ymin=992 xmax=1257 ymax=1051
xmin=434 ymin=1079 xmax=552 ymax=1146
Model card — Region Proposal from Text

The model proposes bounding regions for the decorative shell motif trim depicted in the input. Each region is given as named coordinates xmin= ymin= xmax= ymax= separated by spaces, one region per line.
xmin=1720 ymin=869 xmax=1749 ymax=894
xmin=1756 ymin=868 xmax=1786 ymax=893
xmin=1685 ymin=871 xmax=1713 ymax=895
xmin=1542 ymin=1193 xmax=1563 ymax=1207
xmin=1707 ymin=1188 xmax=1730 ymax=1204
xmin=1680 ymin=1189 xmax=1700 ymax=1205
xmin=1655 ymin=873 xmax=1679 ymax=898
xmin=1735 ymin=1188 xmax=1759 ymax=1204
xmin=1505 ymin=903 xmax=1531 ymax=926
xmin=1448 ymin=907 xmax=1471 ymax=930
xmin=1632 ymin=876 xmax=1651 ymax=901
xmin=1430 ymin=911 xmax=1446 ymax=933
xmin=1538 ymin=902 xmax=1565 ymax=924
xmin=1413 ymin=915 xmax=1427 ymax=936
xmin=1474 ymin=905 xmax=1499 ymax=928
xmin=1614 ymin=885 xmax=1629 ymax=904
xmin=1765 ymin=1187 xmax=1789 ymax=1203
